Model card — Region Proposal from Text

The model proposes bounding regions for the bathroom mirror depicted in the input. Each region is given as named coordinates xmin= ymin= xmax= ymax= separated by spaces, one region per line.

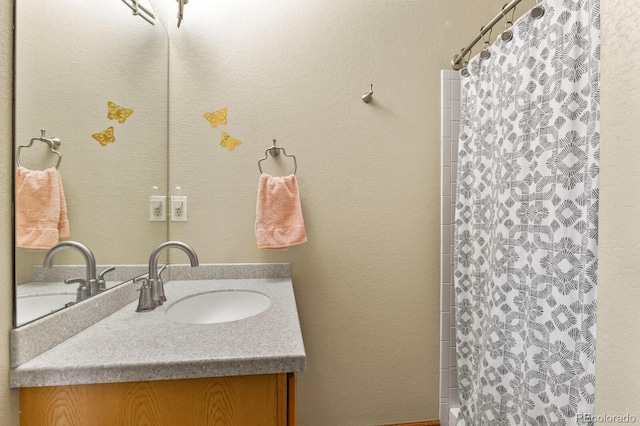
xmin=13 ymin=0 xmax=169 ymax=326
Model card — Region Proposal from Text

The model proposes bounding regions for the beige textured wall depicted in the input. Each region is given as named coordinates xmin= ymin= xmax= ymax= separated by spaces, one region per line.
xmin=14 ymin=0 xmax=169 ymax=284
xmin=1 ymin=1 xmax=20 ymax=424
xmin=596 ymin=0 xmax=640 ymax=418
xmin=1 ymin=0 xmax=634 ymax=424
xmin=167 ymin=1 xmax=504 ymax=424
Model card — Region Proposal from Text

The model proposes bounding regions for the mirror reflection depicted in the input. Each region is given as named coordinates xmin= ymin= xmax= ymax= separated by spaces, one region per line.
xmin=14 ymin=0 xmax=169 ymax=326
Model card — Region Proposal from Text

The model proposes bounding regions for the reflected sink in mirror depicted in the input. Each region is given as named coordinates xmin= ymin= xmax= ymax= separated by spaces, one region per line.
xmin=16 ymin=294 xmax=77 ymax=326
xmin=165 ymin=291 xmax=271 ymax=325
xmin=13 ymin=0 xmax=169 ymax=328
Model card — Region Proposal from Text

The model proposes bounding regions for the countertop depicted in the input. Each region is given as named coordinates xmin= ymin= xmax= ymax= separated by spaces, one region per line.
xmin=10 ymin=276 xmax=306 ymax=388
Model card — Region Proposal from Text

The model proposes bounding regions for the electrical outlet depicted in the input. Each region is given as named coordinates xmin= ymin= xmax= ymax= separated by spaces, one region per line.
xmin=171 ymin=196 xmax=187 ymax=221
xmin=149 ymin=196 xmax=166 ymax=221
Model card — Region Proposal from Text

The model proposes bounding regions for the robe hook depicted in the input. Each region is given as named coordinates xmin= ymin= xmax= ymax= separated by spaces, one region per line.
xmin=362 ymin=84 xmax=374 ymax=103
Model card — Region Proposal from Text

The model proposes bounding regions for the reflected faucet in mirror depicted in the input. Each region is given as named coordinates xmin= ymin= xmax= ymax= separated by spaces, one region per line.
xmin=43 ymin=241 xmax=99 ymax=302
xmin=14 ymin=0 xmax=170 ymax=327
xmin=136 ymin=241 xmax=199 ymax=312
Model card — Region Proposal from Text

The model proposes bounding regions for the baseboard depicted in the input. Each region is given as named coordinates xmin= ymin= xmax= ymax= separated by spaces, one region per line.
xmin=382 ymin=421 xmax=440 ymax=426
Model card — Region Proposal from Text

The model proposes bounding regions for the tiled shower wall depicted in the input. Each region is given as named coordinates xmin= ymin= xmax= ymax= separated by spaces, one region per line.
xmin=439 ymin=69 xmax=461 ymax=426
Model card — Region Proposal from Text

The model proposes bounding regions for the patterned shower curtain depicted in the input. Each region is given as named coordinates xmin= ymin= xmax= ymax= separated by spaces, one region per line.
xmin=454 ymin=0 xmax=600 ymax=424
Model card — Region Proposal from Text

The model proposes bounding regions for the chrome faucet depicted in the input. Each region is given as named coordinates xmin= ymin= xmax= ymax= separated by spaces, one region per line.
xmin=43 ymin=241 xmax=98 ymax=301
xmin=137 ymin=241 xmax=199 ymax=312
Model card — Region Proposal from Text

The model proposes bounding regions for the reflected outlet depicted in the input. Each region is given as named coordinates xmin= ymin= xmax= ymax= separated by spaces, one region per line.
xmin=149 ymin=196 xmax=166 ymax=221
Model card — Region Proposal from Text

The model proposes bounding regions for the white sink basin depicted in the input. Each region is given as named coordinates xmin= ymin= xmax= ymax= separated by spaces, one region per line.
xmin=16 ymin=293 xmax=76 ymax=326
xmin=165 ymin=290 xmax=271 ymax=324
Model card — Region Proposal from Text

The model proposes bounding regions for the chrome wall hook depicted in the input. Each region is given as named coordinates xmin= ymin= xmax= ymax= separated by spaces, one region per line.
xmin=362 ymin=84 xmax=374 ymax=103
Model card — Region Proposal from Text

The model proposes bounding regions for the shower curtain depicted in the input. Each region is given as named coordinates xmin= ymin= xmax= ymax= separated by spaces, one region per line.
xmin=454 ymin=0 xmax=600 ymax=424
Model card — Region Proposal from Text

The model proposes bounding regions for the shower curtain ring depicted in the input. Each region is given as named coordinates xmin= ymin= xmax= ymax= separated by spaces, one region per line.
xmin=480 ymin=26 xmax=492 ymax=60
xmin=531 ymin=0 xmax=545 ymax=19
xmin=460 ymin=49 xmax=472 ymax=77
xmin=500 ymin=3 xmax=515 ymax=42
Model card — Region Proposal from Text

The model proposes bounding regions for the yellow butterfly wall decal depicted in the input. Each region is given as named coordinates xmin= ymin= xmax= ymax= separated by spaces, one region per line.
xmin=107 ymin=101 xmax=134 ymax=124
xmin=220 ymin=131 xmax=241 ymax=151
xmin=92 ymin=126 xmax=116 ymax=146
xmin=203 ymin=107 xmax=228 ymax=128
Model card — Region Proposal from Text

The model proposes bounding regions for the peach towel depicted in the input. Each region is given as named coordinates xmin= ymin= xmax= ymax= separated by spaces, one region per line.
xmin=256 ymin=173 xmax=307 ymax=249
xmin=16 ymin=166 xmax=70 ymax=249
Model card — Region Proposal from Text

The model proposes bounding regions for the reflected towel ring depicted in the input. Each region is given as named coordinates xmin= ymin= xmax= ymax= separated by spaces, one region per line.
xmin=16 ymin=129 xmax=62 ymax=169
xmin=258 ymin=139 xmax=298 ymax=175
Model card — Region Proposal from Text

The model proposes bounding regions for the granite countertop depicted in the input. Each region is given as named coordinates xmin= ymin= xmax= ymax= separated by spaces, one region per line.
xmin=10 ymin=276 xmax=306 ymax=388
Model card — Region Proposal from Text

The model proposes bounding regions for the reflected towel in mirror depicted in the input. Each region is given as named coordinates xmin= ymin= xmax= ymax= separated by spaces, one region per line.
xmin=16 ymin=167 xmax=70 ymax=250
xmin=255 ymin=174 xmax=307 ymax=249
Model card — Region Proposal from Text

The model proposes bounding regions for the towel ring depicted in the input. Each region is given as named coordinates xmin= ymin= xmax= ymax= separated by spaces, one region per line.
xmin=16 ymin=129 xmax=62 ymax=169
xmin=258 ymin=139 xmax=297 ymax=175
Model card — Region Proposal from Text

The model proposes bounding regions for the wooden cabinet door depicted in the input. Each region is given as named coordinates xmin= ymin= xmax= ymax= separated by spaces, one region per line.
xmin=20 ymin=373 xmax=292 ymax=426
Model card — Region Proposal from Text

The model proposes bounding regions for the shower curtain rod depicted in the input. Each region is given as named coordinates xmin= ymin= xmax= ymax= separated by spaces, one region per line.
xmin=451 ymin=0 xmax=526 ymax=70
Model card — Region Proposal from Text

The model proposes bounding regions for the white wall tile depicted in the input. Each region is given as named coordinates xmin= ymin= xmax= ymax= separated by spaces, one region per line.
xmin=441 ymin=311 xmax=451 ymax=334
xmin=440 ymin=403 xmax=450 ymax=425
xmin=441 ymin=71 xmax=461 ymax=415
xmin=442 ymin=78 xmax=451 ymax=105
xmin=449 ymin=387 xmax=460 ymax=406
xmin=440 ymin=282 xmax=451 ymax=312
xmin=441 ymin=256 xmax=451 ymax=283
xmin=441 ymin=194 xmax=451 ymax=223
xmin=441 ymin=225 xmax=452 ymax=255
xmin=451 ymin=101 xmax=461 ymax=119
xmin=451 ymin=120 xmax=460 ymax=141
xmin=442 ymin=170 xmax=451 ymax=197
xmin=442 ymin=254 xmax=451 ymax=274
xmin=442 ymin=138 xmax=451 ymax=166
xmin=442 ymin=108 xmax=451 ymax=138
xmin=439 ymin=403 xmax=449 ymax=426
xmin=440 ymin=341 xmax=450 ymax=369
xmin=449 ymin=367 xmax=458 ymax=386
xmin=451 ymin=78 xmax=461 ymax=101
xmin=440 ymin=369 xmax=450 ymax=396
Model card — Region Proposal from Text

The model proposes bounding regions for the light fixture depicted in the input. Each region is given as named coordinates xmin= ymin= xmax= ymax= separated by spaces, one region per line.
xmin=121 ymin=0 xmax=156 ymax=25
xmin=177 ymin=0 xmax=190 ymax=28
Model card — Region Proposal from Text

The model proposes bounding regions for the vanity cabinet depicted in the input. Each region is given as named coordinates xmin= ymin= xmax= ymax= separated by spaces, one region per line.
xmin=19 ymin=373 xmax=296 ymax=426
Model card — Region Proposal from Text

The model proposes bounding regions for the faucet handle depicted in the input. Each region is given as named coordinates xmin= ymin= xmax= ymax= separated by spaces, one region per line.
xmin=97 ymin=266 xmax=116 ymax=291
xmin=65 ymin=278 xmax=91 ymax=302
xmin=156 ymin=264 xmax=169 ymax=303
xmin=134 ymin=277 xmax=155 ymax=312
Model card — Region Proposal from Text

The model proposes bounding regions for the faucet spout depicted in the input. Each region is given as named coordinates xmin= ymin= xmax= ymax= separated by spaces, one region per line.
xmin=141 ymin=241 xmax=199 ymax=310
xmin=148 ymin=240 xmax=199 ymax=282
xmin=43 ymin=241 xmax=98 ymax=296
